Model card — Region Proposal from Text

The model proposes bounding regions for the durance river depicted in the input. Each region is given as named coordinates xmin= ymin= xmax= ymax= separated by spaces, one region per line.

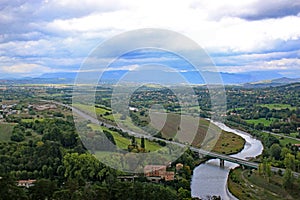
xmin=191 ymin=122 xmax=263 ymax=200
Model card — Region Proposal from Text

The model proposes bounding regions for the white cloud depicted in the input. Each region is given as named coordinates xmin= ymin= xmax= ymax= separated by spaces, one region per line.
xmin=0 ymin=0 xmax=300 ymax=77
xmin=40 ymin=1 xmax=300 ymax=53
xmin=1 ymin=63 xmax=52 ymax=76
xmin=216 ymin=58 xmax=300 ymax=73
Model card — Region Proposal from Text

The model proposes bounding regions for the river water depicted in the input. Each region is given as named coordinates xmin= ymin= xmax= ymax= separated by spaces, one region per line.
xmin=191 ymin=122 xmax=263 ymax=200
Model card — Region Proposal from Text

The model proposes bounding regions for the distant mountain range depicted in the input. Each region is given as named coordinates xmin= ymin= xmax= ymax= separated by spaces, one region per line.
xmin=243 ymin=77 xmax=300 ymax=88
xmin=0 ymin=70 xmax=299 ymax=87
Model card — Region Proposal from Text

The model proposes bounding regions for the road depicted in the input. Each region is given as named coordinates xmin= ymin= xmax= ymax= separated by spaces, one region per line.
xmin=263 ymin=130 xmax=300 ymax=142
xmin=43 ymin=100 xmax=300 ymax=177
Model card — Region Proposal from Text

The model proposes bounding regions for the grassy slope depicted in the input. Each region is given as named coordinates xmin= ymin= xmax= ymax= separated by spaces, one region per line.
xmin=77 ymin=104 xmax=245 ymax=155
xmin=228 ymin=168 xmax=300 ymax=200
xmin=149 ymin=112 xmax=245 ymax=155
xmin=87 ymin=123 xmax=161 ymax=151
xmin=213 ymin=131 xmax=245 ymax=155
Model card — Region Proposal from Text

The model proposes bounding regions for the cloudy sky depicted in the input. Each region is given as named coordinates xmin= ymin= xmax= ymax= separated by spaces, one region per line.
xmin=1 ymin=0 xmax=300 ymax=78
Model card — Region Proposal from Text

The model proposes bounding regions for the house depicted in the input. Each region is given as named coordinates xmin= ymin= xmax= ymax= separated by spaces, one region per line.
xmin=17 ymin=179 xmax=36 ymax=188
xmin=294 ymin=144 xmax=300 ymax=151
xmin=176 ymin=163 xmax=183 ymax=171
xmin=129 ymin=107 xmax=138 ymax=112
xmin=35 ymin=104 xmax=57 ymax=111
xmin=144 ymin=165 xmax=174 ymax=182
xmin=164 ymin=171 xmax=175 ymax=181
xmin=144 ymin=165 xmax=166 ymax=177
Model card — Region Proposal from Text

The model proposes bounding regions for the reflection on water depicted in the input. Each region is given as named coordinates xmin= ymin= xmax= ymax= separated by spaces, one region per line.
xmin=191 ymin=122 xmax=263 ymax=200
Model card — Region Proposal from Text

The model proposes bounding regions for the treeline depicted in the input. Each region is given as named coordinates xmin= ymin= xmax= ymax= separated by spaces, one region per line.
xmin=225 ymin=119 xmax=300 ymax=173
xmin=0 ymin=116 xmax=202 ymax=199
xmin=0 ymin=153 xmax=182 ymax=200
xmin=229 ymin=106 xmax=300 ymax=135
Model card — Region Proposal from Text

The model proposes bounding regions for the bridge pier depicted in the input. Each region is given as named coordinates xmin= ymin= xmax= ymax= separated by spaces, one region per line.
xmin=220 ymin=159 xmax=225 ymax=168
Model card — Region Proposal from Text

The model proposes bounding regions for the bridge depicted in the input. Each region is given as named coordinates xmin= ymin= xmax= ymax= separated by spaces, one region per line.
xmin=44 ymin=100 xmax=300 ymax=177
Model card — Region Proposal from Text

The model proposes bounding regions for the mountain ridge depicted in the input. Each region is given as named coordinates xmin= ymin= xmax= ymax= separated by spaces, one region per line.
xmin=0 ymin=71 xmax=299 ymax=86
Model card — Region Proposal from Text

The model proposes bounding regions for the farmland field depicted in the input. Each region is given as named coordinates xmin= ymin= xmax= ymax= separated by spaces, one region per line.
xmin=259 ymin=103 xmax=296 ymax=110
xmin=246 ymin=118 xmax=275 ymax=126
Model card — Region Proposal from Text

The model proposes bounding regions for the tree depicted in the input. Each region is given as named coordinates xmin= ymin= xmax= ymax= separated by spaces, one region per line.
xmin=283 ymin=168 xmax=294 ymax=189
xmin=10 ymin=132 xmax=25 ymax=142
xmin=131 ymin=136 xmax=137 ymax=147
xmin=0 ymin=175 xmax=28 ymax=199
xmin=178 ymin=187 xmax=190 ymax=199
xmin=63 ymin=153 xmax=109 ymax=182
xmin=141 ymin=137 xmax=145 ymax=149
xmin=281 ymin=147 xmax=291 ymax=160
xmin=284 ymin=153 xmax=295 ymax=170
xmin=264 ymin=135 xmax=279 ymax=148
xmin=270 ymin=143 xmax=281 ymax=160
xmin=266 ymin=162 xmax=272 ymax=181
xmin=29 ymin=179 xmax=57 ymax=200
xmin=258 ymin=163 xmax=263 ymax=175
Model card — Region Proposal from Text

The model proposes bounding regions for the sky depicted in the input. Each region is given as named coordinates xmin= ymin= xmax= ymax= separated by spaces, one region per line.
xmin=1 ymin=0 xmax=300 ymax=78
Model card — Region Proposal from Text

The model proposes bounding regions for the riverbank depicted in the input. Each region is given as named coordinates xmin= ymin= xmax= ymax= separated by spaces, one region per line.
xmin=189 ymin=125 xmax=246 ymax=172
xmin=225 ymin=120 xmax=300 ymax=146
xmin=228 ymin=167 xmax=300 ymax=200
xmin=191 ymin=122 xmax=263 ymax=199
xmin=213 ymin=130 xmax=245 ymax=155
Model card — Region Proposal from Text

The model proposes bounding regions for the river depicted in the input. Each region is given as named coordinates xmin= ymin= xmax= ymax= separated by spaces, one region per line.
xmin=191 ymin=122 xmax=264 ymax=200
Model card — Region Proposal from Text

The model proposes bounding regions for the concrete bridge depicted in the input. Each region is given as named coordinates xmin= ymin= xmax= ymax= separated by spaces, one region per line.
xmin=190 ymin=147 xmax=259 ymax=169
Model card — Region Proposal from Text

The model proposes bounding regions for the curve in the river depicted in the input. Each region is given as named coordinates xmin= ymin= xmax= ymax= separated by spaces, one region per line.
xmin=191 ymin=121 xmax=263 ymax=200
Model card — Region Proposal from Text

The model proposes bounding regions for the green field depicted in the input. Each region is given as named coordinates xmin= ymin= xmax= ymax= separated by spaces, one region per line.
xmin=259 ymin=103 xmax=296 ymax=110
xmin=73 ymin=103 xmax=111 ymax=115
xmin=246 ymin=118 xmax=275 ymax=126
xmin=260 ymin=131 xmax=300 ymax=146
xmin=87 ymin=124 xmax=161 ymax=151
xmin=73 ymin=103 xmax=114 ymax=121
xmin=0 ymin=123 xmax=15 ymax=141
xmin=213 ymin=131 xmax=245 ymax=155
xmin=277 ymin=136 xmax=300 ymax=146
xmin=21 ymin=118 xmax=44 ymax=123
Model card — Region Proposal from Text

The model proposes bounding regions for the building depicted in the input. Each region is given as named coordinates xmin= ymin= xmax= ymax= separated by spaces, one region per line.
xmin=35 ymin=104 xmax=57 ymax=111
xmin=164 ymin=171 xmax=175 ymax=181
xmin=144 ymin=165 xmax=174 ymax=182
xmin=17 ymin=179 xmax=36 ymax=188
xmin=294 ymin=144 xmax=300 ymax=151
xmin=144 ymin=165 xmax=166 ymax=177
xmin=176 ymin=163 xmax=183 ymax=171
